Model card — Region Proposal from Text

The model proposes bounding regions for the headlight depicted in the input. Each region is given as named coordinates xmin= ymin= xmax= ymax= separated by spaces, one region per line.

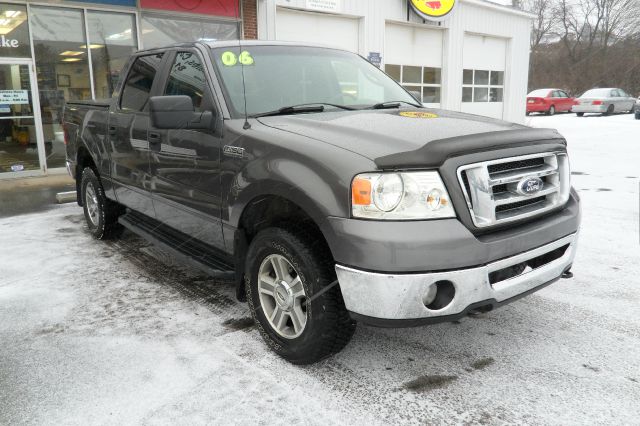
xmin=351 ymin=171 xmax=456 ymax=220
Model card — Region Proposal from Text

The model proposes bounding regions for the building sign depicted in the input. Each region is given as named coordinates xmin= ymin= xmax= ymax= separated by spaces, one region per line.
xmin=70 ymin=0 xmax=136 ymax=6
xmin=0 ymin=90 xmax=29 ymax=105
xmin=140 ymin=0 xmax=239 ymax=18
xmin=306 ymin=0 xmax=341 ymax=13
xmin=367 ymin=52 xmax=382 ymax=68
xmin=409 ymin=0 xmax=457 ymax=21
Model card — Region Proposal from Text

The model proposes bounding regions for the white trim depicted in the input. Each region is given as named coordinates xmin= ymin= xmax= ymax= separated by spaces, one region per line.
xmin=460 ymin=0 xmax=536 ymax=19
xmin=82 ymin=9 xmax=96 ymax=100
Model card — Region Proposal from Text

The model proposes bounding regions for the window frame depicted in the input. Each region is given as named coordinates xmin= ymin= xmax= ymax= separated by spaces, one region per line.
xmin=118 ymin=51 xmax=166 ymax=112
xmin=158 ymin=48 xmax=219 ymax=117
xmin=462 ymin=69 xmax=505 ymax=104
xmin=384 ymin=63 xmax=442 ymax=104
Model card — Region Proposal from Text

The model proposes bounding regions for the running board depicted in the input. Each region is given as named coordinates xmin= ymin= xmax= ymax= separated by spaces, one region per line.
xmin=118 ymin=211 xmax=235 ymax=280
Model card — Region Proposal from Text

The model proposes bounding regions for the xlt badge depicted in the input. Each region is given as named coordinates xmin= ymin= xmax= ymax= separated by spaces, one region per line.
xmin=223 ymin=145 xmax=245 ymax=158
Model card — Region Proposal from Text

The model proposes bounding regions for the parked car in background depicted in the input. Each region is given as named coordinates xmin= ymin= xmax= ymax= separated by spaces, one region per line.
xmin=526 ymin=89 xmax=577 ymax=116
xmin=573 ymin=88 xmax=636 ymax=116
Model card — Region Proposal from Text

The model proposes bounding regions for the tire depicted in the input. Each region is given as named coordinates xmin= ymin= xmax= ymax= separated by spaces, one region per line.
xmin=635 ymin=111 xmax=640 ymax=120
xmin=245 ymin=226 xmax=356 ymax=364
xmin=525 ymin=111 xmax=530 ymax=116
xmin=547 ymin=105 xmax=555 ymax=116
xmin=80 ymin=167 xmax=124 ymax=239
xmin=576 ymin=112 xmax=584 ymax=117
xmin=604 ymin=104 xmax=614 ymax=116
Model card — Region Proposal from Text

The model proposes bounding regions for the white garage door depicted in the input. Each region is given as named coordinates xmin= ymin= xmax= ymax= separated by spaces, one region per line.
xmin=384 ymin=23 xmax=443 ymax=107
xmin=276 ymin=8 xmax=359 ymax=53
xmin=461 ymin=34 xmax=507 ymax=119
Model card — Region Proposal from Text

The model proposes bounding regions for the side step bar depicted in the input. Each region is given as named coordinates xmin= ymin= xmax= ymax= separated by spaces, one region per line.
xmin=119 ymin=211 xmax=235 ymax=280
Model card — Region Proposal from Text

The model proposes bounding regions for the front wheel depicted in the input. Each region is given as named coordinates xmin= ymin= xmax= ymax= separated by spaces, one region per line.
xmin=547 ymin=105 xmax=555 ymax=116
xmin=576 ymin=112 xmax=584 ymax=117
xmin=245 ymin=227 xmax=356 ymax=364
xmin=80 ymin=167 xmax=124 ymax=239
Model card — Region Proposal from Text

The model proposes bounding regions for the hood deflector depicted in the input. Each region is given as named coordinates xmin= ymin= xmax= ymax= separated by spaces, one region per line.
xmin=374 ymin=128 xmax=567 ymax=169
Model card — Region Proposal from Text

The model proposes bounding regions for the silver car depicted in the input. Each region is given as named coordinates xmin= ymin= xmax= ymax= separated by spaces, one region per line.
xmin=573 ymin=88 xmax=636 ymax=116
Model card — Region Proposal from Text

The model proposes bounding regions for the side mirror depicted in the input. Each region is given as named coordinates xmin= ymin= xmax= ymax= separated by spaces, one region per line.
xmin=149 ymin=95 xmax=213 ymax=130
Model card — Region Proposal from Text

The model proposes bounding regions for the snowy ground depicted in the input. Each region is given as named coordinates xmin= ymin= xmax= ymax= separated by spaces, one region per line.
xmin=1 ymin=113 xmax=639 ymax=425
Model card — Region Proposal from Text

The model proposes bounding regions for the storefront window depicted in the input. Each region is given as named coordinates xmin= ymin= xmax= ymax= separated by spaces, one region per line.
xmin=87 ymin=11 xmax=138 ymax=99
xmin=31 ymin=6 xmax=93 ymax=169
xmin=0 ymin=4 xmax=40 ymax=173
xmin=141 ymin=13 xmax=237 ymax=49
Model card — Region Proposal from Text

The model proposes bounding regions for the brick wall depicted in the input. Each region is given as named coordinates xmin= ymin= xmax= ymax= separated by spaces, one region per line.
xmin=242 ymin=0 xmax=258 ymax=39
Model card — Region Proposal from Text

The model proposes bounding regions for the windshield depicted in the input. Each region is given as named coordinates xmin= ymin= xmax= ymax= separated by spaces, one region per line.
xmin=581 ymin=89 xmax=612 ymax=98
xmin=528 ymin=89 xmax=551 ymax=97
xmin=210 ymin=45 xmax=418 ymax=117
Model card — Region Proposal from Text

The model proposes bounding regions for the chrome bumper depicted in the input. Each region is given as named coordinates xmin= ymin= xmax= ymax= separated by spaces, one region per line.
xmin=335 ymin=233 xmax=577 ymax=321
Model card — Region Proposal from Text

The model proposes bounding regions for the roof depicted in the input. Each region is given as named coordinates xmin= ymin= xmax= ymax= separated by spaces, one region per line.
xmin=136 ymin=40 xmax=348 ymax=55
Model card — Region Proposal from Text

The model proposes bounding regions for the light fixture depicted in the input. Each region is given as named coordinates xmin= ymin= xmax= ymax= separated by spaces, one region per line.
xmin=60 ymin=51 xmax=84 ymax=56
xmin=80 ymin=44 xmax=104 ymax=49
xmin=61 ymin=58 xmax=82 ymax=62
xmin=4 ymin=10 xmax=20 ymax=18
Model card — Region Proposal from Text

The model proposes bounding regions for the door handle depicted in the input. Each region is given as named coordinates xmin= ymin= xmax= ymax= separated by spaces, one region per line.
xmin=148 ymin=132 xmax=161 ymax=144
xmin=108 ymin=126 xmax=117 ymax=136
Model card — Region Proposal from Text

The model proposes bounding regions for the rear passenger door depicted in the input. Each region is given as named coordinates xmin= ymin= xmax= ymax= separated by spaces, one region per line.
xmin=109 ymin=53 xmax=165 ymax=218
xmin=148 ymin=49 xmax=226 ymax=250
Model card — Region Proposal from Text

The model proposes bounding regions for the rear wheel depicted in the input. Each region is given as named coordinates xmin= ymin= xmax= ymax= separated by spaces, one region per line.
xmin=245 ymin=227 xmax=356 ymax=364
xmin=604 ymin=104 xmax=614 ymax=116
xmin=81 ymin=167 xmax=124 ymax=239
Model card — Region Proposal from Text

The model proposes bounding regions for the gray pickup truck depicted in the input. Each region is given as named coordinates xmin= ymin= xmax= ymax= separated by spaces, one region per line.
xmin=63 ymin=41 xmax=580 ymax=364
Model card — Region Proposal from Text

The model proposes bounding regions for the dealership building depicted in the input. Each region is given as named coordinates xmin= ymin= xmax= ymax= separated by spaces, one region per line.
xmin=0 ymin=0 xmax=532 ymax=178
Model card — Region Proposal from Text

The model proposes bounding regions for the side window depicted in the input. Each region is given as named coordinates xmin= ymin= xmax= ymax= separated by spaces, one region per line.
xmin=559 ymin=91 xmax=568 ymax=98
xmin=164 ymin=51 xmax=207 ymax=111
xmin=120 ymin=53 xmax=163 ymax=111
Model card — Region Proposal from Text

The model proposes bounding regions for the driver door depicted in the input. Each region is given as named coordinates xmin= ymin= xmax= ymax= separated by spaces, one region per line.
xmin=148 ymin=49 xmax=225 ymax=250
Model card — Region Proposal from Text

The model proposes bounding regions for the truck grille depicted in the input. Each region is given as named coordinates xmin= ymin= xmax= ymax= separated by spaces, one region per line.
xmin=457 ymin=152 xmax=571 ymax=228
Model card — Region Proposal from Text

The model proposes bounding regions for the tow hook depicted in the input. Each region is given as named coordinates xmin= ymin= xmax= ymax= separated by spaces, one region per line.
xmin=561 ymin=269 xmax=574 ymax=279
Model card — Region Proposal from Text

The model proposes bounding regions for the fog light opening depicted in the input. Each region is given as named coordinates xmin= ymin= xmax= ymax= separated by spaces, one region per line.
xmin=424 ymin=280 xmax=456 ymax=310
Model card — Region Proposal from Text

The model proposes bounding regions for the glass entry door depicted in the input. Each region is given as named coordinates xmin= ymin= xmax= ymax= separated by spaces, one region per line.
xmin=0 ymin=60 xmax=44 ymax=174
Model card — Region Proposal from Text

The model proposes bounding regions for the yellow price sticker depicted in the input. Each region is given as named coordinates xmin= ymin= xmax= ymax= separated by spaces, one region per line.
xmin=221 ymin=50 xmax=254 ymax=66
xmin=221 ymin=51 xmax=237 ymax=67
xmin=239 ymin=51 xmax=254 ymax=65
xmin=399 ymin=111 xmax=439 ymax=119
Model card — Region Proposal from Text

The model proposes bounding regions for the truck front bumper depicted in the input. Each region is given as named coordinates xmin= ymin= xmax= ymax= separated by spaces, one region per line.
xmin=335 ymin=232 xmax=577 ymax=326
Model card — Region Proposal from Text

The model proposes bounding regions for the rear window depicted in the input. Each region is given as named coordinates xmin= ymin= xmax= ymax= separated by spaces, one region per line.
xmin=581 ymin=89 xmax=612 ymax=98
xmin=528 ymin=89 xmax=551 ymax=97
xmin=120 ymin=53 xmax=164 ymax=111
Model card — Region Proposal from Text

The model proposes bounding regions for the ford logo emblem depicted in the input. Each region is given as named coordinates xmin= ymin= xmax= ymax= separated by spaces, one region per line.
xmin=516 ymin=176 xmax=544 ymax=196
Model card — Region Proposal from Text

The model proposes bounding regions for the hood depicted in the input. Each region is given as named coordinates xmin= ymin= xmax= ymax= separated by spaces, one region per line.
xmin=256 ymin=108 xmax=530 ymax=162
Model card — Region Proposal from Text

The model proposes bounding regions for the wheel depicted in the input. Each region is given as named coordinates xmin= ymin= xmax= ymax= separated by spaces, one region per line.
xmin=525 ymin=111 xmax=530 ymax=116
xmin=604 ymin=104 xmax=614 ymax=116
xmin=245 ymin=227 xmax=356 ymax=364
xmin=576 ymin=112 xmax=584 ymax=117
xmin=547 ymin=105 xmax=555 ymax=116
xmin=80 ymin=167 xmax=124 ymax=239
xmin=635 ymin=111 xmax=640 ymax=120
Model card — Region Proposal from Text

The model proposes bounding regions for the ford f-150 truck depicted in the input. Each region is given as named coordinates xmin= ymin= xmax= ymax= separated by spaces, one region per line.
xmin=63 ymin=41 xmax=580 ymax=364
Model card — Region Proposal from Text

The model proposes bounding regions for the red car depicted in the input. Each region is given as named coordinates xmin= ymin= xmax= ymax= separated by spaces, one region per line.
xmin=526 ymin=88 xmax=578 ymax=115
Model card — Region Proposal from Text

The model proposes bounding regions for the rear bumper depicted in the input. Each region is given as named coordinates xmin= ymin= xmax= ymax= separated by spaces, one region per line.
xmin=572 ymin=104 xmax=607 ymax=113
xmin=526 ymin=104 xmax=548 ymax=112
xmin=335 ymin=232 xmax=577 ymax=325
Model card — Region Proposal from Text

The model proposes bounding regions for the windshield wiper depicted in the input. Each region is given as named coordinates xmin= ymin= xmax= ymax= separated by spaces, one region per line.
xmin=367 ymin=100 xmax=422 ymax=110
xmin=251 ymin=103 xmax=356 ymax=118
